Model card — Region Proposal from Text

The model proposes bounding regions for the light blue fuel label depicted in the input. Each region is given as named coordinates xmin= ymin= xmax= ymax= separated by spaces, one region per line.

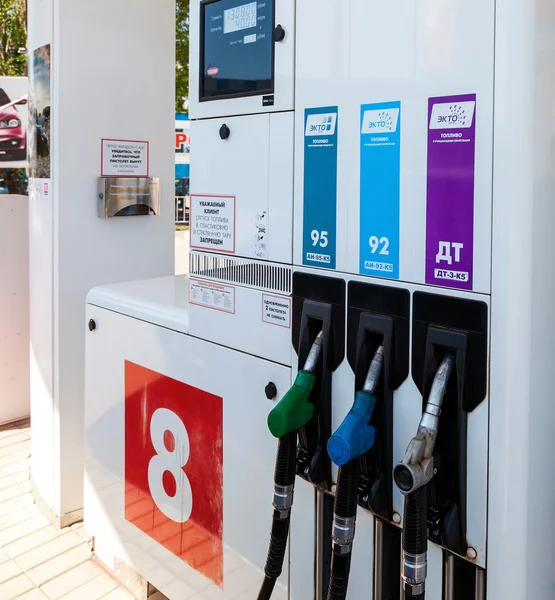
xmin=359 ymin=101 xmax=401 ymax=279
xmin=302 ymin=107 xmax=338 ymax=270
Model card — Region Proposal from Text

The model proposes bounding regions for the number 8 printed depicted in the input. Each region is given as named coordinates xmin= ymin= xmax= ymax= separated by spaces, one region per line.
xmin=148 ymin=408 xmax=192 ymax=523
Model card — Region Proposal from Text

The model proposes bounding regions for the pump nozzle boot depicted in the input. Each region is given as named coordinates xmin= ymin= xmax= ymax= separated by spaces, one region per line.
xmin=327 ymin=391 xmax=377 ymax=466
xmin=267 ymin=370 xmax=316 ymax=438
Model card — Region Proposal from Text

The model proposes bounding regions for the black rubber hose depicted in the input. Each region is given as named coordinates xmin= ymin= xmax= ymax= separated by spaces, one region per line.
xmin=402 ymin=487 xmax=427 ymax=555
xmin=327 ymin=552 xmax=352 ymax=600
xmin=334 ymin=461 xmax=358 ymax=518
xmin=258 ymin=576 xmax=276 ymax=600
xmin=401 ymin=486 xmax=427 ymax=600
xmin=257 ymin=432 xmax=297 ymax=600
xmin=274 ymin=431 xmax=297 ymax=487
xmin=326 ymin=461 xmax=358 ymax=600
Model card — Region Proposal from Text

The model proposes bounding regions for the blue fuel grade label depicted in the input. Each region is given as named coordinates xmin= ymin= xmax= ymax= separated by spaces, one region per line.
xmin=302 ymin=107 xmax=338 ymax=270
xmin=359 ymin=101 xmax=401 ymax=279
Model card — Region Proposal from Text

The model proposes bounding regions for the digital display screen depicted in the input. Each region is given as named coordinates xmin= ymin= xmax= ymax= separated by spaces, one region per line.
xmin=201 ymin=0 xmax=274 ymax=101
xmin=224 ymin=2 xmax=257 ymax=34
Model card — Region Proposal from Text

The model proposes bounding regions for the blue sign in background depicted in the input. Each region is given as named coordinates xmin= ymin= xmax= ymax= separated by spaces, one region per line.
xmin=359 ymin=101 xmax=401 ymax=279
xmin=302 ymin=106 xmax=338 ymax=270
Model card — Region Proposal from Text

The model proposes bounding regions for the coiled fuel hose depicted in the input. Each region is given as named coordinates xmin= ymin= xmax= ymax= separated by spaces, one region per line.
xmin=393 ymin=353 xmax=455 ymax=600
xmin=326 ymin=346 xmax=385 ymax=600
xmin=257 ymin=332 xmax=324 ymax=600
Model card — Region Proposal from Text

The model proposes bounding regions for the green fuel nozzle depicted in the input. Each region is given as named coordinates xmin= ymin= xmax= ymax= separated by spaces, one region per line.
xmin=267 ymin=331 xmax=324 ymax=438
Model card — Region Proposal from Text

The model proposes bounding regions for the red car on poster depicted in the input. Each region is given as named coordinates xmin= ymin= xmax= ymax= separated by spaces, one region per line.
xmin=0 ymin=88 xmax=27 ymax=162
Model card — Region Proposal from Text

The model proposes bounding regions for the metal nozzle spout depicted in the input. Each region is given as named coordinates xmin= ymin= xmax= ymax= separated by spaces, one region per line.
xmin=362 ymin=345 xmax=385 ymax=395
xmin=394 ymin=352 xmax=456 ymax=495
xmin=303 ymin=331 xmax=324 ymax=373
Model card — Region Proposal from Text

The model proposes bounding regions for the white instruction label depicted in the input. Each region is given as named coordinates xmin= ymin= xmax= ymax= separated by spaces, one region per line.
xmin=191 ymin=194 xmax=235 ymax=253
xmin=255 ymin=210 xmax=268 ymax=259
xmin=262 ymin=295 xmax=291 ymax=328
xmin=190 ymin=279 xmax=235 ymax=314
xmin=101 ymin=139 xmax=149 ymax=177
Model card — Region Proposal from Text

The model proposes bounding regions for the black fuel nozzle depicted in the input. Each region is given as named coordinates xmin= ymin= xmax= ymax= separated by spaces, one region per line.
xmin=258 ymin=333 xmax=324 ymax=600
xmin=394 ymin=353 xmax=455 ymax=599
xmin=325 ymin=346 xmax=384 ymax=600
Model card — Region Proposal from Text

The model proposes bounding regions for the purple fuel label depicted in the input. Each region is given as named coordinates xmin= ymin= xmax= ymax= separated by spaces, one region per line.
xmin=425 ymin=94 xmax=476 ymax=290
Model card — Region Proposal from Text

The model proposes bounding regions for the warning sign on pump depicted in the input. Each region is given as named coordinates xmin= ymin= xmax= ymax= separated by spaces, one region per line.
xmin=189 ymin=279 xmax=235 ymax=314
xmin=191 ymin=194 xmax=236 ymax=253
xmin=262 ymin=295 xmax=291 ymax=328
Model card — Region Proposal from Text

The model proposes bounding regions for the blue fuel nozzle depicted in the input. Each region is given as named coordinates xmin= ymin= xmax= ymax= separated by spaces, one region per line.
xmin=327 ymin=390 xmax=377 ymax=466
xmin=327 ymin=345 xmax=384 ymax=467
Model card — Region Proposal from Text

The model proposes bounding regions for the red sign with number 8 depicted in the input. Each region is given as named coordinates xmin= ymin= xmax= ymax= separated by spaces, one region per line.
xmin=124 ymin=361 xmax=224 ymax=587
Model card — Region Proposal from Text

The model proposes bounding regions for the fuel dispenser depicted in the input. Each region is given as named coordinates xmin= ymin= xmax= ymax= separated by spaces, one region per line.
xmin=84 ymin=0 xmax=555 ymax=599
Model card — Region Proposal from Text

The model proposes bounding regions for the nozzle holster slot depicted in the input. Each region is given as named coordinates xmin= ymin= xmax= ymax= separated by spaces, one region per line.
xmin=292 ymin=273 xmax=345 ymax=489
xmin=347 ymin=281 xmax=410 ymax=519
xmin=347 ymin=282 xmax=410 ymax=600
xmin=412 ymin=292 xmax=488 ymax=559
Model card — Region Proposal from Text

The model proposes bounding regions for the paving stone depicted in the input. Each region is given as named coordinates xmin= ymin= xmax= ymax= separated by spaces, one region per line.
xmin=15 ymin=589 xmax=49 ymax=600
xmin=0 ymin=514 xmax=50 ymax=547
xmin=70 ymin=522 xmax=92 ymax=543
xmin=0 ymin=481 xmax=32 ymax=503
xmin=0 ymin=492 xmax=35 ymax=516
xmin=16 ymin=532 xmax=84 ymax=571
xmin=0 ymin=426 xmax=131 ymax=600
xmin=0 ymin=448 xmax=32 ymax=467
xmin=11 ymin=467 xmax=32 ymax=483
xmin=0 ymin=573 xmax=34 ymax=599
xmin=0 ymin=504 xmax=40 ymax=530
xmin=101 ymin=587 xmax=137 ymax=600
xmin=57 ymin=573 xmax=118 ymax=600
xmin=4 ymin=525 xmax=65 ymax=559
xmin=0 ymin=474 xmax=17 ymax=490
xmin=26 ymin=544 xmax=92 ymax=587
xmin=0 ymin=432 xmax=31 ymax=449
xmin=40 ymin=561 xmax=105 ymax=600
xmin=0 ymin=556 xmax=23 ymax=582
xmin=2 ymin=457 xmax=31 ymax=475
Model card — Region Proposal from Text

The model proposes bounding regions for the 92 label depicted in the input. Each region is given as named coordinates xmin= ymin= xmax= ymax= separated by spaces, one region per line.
xmin=369 ymin=236 xmax=390 ymax=255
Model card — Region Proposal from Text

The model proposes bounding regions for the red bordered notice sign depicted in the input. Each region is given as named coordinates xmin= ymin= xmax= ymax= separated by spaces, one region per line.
xmin=190 ymin=194 xmax=236 ymax=254
xmin=262 ymin=294 xmax=291 ymax=328
xmin=189 ymin=278 xmax=236 ymax=314
xmin=101 ymin=139 xmax=149 ymax=177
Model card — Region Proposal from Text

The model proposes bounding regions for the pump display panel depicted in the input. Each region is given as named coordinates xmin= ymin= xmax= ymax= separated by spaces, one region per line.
xmin=200 ymin=0 xmax=274 ymax=101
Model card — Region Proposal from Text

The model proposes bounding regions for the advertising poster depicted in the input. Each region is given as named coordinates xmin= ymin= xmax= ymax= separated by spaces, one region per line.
xmin=0 ymin=77 xmax=28 ymax=168
xmin=29 ymin=44 xmax=51 ymax=180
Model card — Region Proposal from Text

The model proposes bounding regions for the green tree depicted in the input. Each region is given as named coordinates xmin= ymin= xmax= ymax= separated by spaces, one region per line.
xmin=0 ymin=0 xmax=27 ymax=77
xmin=176 ymin=0 xmax=189 ymax=113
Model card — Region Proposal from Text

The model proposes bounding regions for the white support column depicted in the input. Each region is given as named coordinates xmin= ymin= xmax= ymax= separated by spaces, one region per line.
xmin=28 ymin=0 xmax=175 ymax=526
